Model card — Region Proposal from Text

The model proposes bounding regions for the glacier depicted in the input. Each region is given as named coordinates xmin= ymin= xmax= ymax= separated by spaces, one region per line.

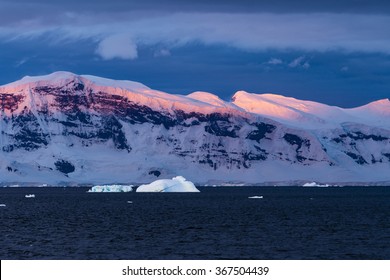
xmin=136 ymin=176 xmax=200 ymax=192
xmin=0 ymin=71 xmax=389 ymax=186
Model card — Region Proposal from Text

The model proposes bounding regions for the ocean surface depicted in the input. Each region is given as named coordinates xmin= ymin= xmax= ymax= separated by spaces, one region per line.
xmin=0 ymin=186 xmax=389 ymax=260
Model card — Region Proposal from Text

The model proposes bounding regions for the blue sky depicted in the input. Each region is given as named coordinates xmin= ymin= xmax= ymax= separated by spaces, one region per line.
xmin=0 ymin=0 xmax=389 ymax=107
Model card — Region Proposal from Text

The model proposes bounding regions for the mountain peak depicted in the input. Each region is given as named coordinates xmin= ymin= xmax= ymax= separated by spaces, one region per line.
xmin=231 ymin=90 xmax=248 ymax=102
xmin=6 ymin=71 xmax=79 ymax=87
xmin=231 ymin=90 xmax=311 ymax=118
xmin=22 ymin=71 xmax=77 ymax=80
xmin=369 ymin=98 xmax=390 ymax=105
xmin=351 ymin=98 xmax=390 ymax=117
xmin=1 ymin=71 xmax=150 ymax=92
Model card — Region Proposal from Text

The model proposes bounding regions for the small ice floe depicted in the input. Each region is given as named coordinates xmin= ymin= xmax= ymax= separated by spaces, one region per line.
xmin=248 ymin=195 xmax=263 ymax=199
xmin=0 ymin=204 xmax=6 ymax=207
xmin=127 ymin=201 xmax=133 ymax=204
xmin=303 ymin=182 xmax=331 ymax=187
xmin=136 ymin=176 xmax=199 ymax=192
xmin=87 ymin=185 xmax=134 ymax=192
xmin=25 ymin=194 xmax=35 ymax=198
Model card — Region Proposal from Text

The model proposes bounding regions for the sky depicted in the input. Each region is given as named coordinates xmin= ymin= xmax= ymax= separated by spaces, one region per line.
xmin=0 ymin=0 xmax=389 ymax=107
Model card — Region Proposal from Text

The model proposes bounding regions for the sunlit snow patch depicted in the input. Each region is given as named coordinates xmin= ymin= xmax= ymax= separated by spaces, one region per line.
xmin=248 ymin=195 xmax=263 ymax=199
xmin=25 ymin=194 xmax=35 ymax=198
xmin=136 ymin=176 xmax=200 ymax=192
xmin=87 ymin=185 xmax=134 ymax=192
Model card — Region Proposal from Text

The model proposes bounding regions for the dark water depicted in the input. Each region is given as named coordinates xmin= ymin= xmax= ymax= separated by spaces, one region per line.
xmin=0 ymin=187 xmax=389 ymax=260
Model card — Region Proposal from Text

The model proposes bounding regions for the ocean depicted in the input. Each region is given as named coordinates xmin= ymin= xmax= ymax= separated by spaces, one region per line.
xmin=0 ymin=186 xmax=389 ymax=259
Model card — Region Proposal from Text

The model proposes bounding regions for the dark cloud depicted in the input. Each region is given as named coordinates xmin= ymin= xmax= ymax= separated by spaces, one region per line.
xmin=1 ymin=0 xmax=389 ymax=56
xmin=2 ymin=0 xmax=390 ymax=16
xmin=1 ymin=12 xmax=389 ymax=56
xmin=0 ymin=0 xmax=389 ymax=108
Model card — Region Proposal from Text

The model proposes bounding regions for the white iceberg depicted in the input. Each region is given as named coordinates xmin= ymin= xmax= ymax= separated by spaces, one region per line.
xmin=87 ymin=185 xmax=133 ymax=192
xmin=25 ymin=194 xmax=35 ymax=198
xmin=303 ymin=182 xmax=331 ymax=187
xmin=136 ymin=176 xmax=200 ymax=192
xmin=0 ymin=204 xmax=6 ymax=207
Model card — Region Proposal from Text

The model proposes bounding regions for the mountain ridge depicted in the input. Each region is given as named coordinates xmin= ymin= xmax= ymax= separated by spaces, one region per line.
xmin=2 ymin=71 xmax=389 ymax=129
xmin=0 ymin=72 xmax=389 ymax=185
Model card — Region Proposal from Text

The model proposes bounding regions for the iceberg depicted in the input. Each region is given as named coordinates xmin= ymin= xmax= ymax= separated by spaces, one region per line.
xmin=25 ymin=194 xmax=35 ymax=198
xmin=303 ymin=182 xmax=331 ymax=187
xmin=136 ymin=176 xmax=200 ymax=192
xmin=248 ymin=195 xmax=263 ymax=199
xmin=0 ymin=204 xmax=6 ymax=207
xmin=87 ymin=185 xmax=133 ymax=192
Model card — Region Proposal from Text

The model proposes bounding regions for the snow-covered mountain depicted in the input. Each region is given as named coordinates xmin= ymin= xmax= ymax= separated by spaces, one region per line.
xmin=0 ymin=71 xmax=389 ymax=185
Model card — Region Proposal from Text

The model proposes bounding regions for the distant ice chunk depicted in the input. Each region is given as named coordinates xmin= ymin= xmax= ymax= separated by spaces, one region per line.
xmin=25 ymin=194 xmax=35 ymax=198
xmin=0 ymin=204 xmax=6 ymax=207
xmin=136 ymin=176 xmax=200 ymax=192
xmin=303 ymin=182 xmax=331 ymax=187
xmin=88 ymin=185 xmax=133 ymax=192
xmin=248 ymin=195 xmax=263 ymax=199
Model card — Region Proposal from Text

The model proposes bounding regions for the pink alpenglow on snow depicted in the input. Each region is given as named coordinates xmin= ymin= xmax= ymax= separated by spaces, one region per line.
xmin=0 ymin=72 xmax=389 ymax=186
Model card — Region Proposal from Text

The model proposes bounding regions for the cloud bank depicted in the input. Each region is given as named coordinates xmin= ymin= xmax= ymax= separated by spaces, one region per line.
xmin=1 ymin=12 xmax=390 ymax=60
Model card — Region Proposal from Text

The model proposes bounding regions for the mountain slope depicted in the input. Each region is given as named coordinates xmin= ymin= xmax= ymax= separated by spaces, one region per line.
xmin=0 ymin=72 xmax=389 ymax=185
